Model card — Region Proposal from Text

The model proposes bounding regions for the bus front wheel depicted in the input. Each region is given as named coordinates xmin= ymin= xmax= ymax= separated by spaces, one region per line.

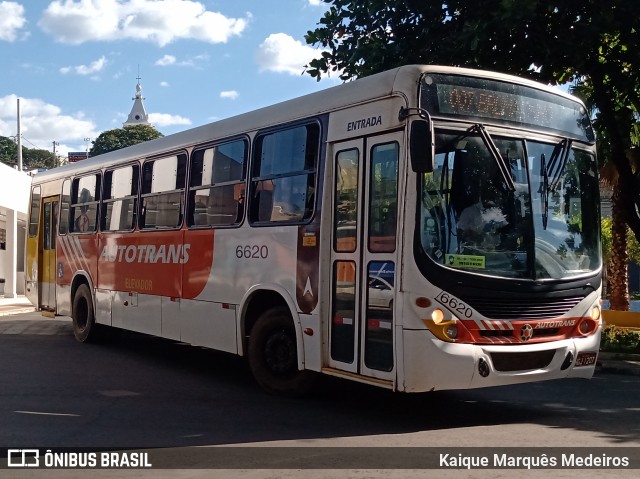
xmin=72 ymin=284 xmax=101 ymax=343
xmin=248 ymin=307 xmax=316 ymax=396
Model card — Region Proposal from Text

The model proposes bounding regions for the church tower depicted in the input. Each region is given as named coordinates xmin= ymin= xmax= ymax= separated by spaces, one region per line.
xmin=123 ymin=76 xmax=150 ymax=127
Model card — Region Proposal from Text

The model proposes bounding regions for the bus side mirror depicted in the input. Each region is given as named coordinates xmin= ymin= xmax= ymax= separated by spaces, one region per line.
xmin=410 ymin=119 xmax=435 ymax=173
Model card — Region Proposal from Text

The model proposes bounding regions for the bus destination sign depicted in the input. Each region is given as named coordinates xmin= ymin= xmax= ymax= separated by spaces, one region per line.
xmin=437 ymin=84 xmax=553 ymax=126
xmin=420 ymin=74 xmax=594 ymax=142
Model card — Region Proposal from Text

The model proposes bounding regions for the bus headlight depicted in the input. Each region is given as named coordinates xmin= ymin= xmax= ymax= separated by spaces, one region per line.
xmin=423 ymin=313 xmax=471 ymax=343
xmin=590 ymin=305 xmax=601 ymax=321
xmin=423 ymin=317 xmax=458 ymax=342
xmin=432 ymin=308 xmax=445 ymax=324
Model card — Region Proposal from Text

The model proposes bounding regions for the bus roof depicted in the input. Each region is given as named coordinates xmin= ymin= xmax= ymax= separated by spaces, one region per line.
xmin=33 ymin=64 xmax=584 ymax=184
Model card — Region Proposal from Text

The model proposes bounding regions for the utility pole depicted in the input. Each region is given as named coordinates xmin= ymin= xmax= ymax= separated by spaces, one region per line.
xmin=52 ymin=141 xmax=59 ymax=167
xmin=84 ymin=137 xmax=92 ymax=157
xmin=16 ymin=98 xmax=23 ymax=171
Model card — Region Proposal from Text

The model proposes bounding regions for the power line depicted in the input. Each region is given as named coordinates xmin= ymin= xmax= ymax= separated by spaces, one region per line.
xmin=20 ymin=136 xmax=47 ymax=151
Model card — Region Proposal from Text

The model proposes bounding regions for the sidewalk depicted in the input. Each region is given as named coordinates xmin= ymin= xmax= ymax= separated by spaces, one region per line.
xmin=0 ymin=296 xmax=638 ymax=376
xmin=0 ymin=295 xmax=36 ymax=316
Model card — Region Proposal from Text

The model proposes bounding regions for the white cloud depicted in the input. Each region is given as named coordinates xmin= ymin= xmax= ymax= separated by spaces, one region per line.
xmin=0 ymin=94 xmax=99 ymax=154
xmin=0 ymin=1 xmax=26 ymax=41
xmin=220 ymin=90 xmax=239 ymax=100
xmin=307 ymin=0 xmax=323 ymax=6
xmin=60 ymin=56 xmax=107 ymax=75
xmin=256 ymin=33 xmax=326 ymax=76
xmin=155 ymin=53 xmax=209 ymax=67
xmin=148 ymin=113 xmax=191 ymax=127
xmin=160 ymin=81 xmax=169 ymax=87
xmin=39 ymin=0 xmax=249 ymax=47
xmin=155 ymin=54 xmax=176 ymax=66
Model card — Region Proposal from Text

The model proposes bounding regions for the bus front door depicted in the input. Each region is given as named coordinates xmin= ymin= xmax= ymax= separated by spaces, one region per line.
xmin=39 ymin=196 xmax=59 ymax=312
xmin=329 ymin=133 xmax=401 ymax=382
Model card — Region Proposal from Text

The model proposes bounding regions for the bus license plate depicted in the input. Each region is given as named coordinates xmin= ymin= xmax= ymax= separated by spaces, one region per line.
xmin=575 ymin=352 xmax=597 ymax=367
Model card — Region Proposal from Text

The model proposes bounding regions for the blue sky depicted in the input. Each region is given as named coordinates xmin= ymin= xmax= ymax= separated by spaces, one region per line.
xmin=0 ymin=0 xmax=338 ymax=157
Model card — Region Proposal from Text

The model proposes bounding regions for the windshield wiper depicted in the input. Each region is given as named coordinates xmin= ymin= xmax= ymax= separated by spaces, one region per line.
xmin=547 ymin=138 xmax=572 ymax=191
xmin=471 ymin=124 xmax=516 ymax=192
xmin=539 ymin=138 xmax=572 ymax=230
xmin=539 ymin=153 xmax=549 ymax=230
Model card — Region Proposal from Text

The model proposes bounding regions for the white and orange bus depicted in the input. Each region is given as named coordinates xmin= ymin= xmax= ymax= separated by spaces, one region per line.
xmin=25 ymin=65 xmax=602 ymax=395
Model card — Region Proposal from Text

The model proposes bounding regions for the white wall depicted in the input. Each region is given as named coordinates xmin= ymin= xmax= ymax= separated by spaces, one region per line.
xmin=0 ymin=162 xmax=31 ymax=214
xmin=0 ymin=162 xmax=32 ymax=296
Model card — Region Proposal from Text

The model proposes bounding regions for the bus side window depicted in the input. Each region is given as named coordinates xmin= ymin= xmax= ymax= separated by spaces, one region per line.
xmin=28 ymin=185 xmax=41 ymax=237
xmin=253 ymin=181 xmax=275 ymax=222
xmin=140 ymin=154 xmax=186 ymax=229
xmin=59 ymin=180 xmax=71 ymax=234
xmin=70 ymin=174 xmax=101 ymax=233
xmin=188 ymin=139 xmax=247 ymax=227
xmin=250 ymin=123 xmax=319 ymax=224
xmin=102 ymin=165 xmax=139 ymax=232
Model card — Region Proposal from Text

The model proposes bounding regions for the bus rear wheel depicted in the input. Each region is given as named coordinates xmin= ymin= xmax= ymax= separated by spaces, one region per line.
xmin=248 ymin=307 xmax=316 ymax=396
xmin=72 ymin=284 xmax=102 ymax=343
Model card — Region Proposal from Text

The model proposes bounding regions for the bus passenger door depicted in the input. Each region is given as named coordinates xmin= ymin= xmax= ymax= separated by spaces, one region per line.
xmin=329 ymin=139 xmax=363 ymax=374
xmin=40 ymin=196 xmax=59 ymax=311
xmin=360 ymin=133 xmax=400 ymax=380
xmin=328 ymin=133 xmax=401 ymax=381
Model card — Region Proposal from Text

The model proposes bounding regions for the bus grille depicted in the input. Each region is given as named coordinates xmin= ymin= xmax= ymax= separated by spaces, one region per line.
xmin=490 ymin=350 xmax=556 ymax=372
xmin=463 ymin=296 xmax=584 ymax=320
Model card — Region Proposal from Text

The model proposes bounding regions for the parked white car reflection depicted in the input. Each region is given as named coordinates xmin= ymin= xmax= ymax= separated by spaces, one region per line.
xmin=368 ymin=276 xmax=393 ymax=310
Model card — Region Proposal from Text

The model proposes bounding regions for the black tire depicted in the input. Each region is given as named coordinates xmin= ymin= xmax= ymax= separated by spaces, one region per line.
xmin=72 ymin=284 xmax=101 ymax=343
xmin=248 ymin=307 xmax=316 ymax=396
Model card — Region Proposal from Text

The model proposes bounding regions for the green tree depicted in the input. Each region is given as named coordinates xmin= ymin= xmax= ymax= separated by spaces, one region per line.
xmin=571 ymin=80 xmax=640 ymax=309
xmin=23 ymin=148 xmax=57 ymax=169
xmin=602 ymin=215 xmax=640 ymax=302
xmin=601 ymin=217 xmax=640 ymax=267
xmin=0 ymin=136 xmax=18 ymax=165
xmin=306 ymin=0 xmax=639 ymax=222
xmin=306 ymin=0 xmax=640 ymax=308
xmin=89 ymin=125 xmax=163 ymax=157
xmin=0 ymin=135 xmax=56 ymax=170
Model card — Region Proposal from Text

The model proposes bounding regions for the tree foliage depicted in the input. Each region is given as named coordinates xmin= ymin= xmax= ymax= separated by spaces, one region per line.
xmin=571 ymin=79 xmax=640 ymax=309
xmin=306 ymin=0 xmax=640 ymax=234
xmin=601 ymin=217 xmax=640 ymax=267
xmin=0 ymin=135 xmax=57 ymax=170
xmin=89 ymin=125 xmax=163 ymax=157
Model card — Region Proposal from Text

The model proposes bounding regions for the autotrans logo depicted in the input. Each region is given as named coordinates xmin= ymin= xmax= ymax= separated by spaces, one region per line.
xmin=7 ymin=449 xmax=39 ymax=467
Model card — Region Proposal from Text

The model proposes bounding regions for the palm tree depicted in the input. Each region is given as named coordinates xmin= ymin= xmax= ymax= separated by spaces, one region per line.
xmin=572 ymin=81 xmax=637 ymax=311
xmin=600 ymin=162 xmax=630 ymax=310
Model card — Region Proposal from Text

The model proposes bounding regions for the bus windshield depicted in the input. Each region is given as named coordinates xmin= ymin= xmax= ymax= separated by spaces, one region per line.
xmin=419 ymin=130 xmax=601 ymax=280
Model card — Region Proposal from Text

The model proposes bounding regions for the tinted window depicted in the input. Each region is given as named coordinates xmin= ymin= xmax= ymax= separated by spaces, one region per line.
xmin=28 ymin=186 xmax=41 ymax=237
xmin=70 ymin=174 xmax=101 ymax=233
xmin=102 ymin=165 xmax=139 ymax=231
xmin=250 ymin=124 xmax=319 ymax=224
xmin=140 ymin=154 xmax=186 ymax=229
xmin=188 ymin=139 xmax=247 ymax=227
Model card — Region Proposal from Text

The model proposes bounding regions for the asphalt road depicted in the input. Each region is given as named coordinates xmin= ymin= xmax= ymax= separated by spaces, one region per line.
xmin=0 ymin=314 xmax=638 ymax=479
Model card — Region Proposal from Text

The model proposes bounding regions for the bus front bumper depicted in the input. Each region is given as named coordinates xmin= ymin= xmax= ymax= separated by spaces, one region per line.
xmin=401 ymin=326 xmax=601 ymax=393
